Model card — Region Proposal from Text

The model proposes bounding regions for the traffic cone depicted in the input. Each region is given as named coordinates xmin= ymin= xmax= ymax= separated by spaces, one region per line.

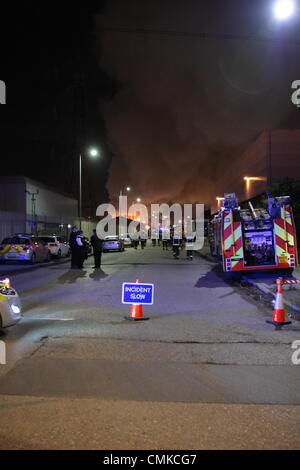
xmin=125 ymin=279 xmax=149 ymax=321
xmin=266 ymin=278 xmax=291 ymax=330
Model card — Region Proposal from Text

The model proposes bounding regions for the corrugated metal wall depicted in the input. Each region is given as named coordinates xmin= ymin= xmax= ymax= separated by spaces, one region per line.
xmin=74 ymin=219 xmax=97 ymax=238
xmin=0 ymin=210 xmax=26 ymax=241
xmin=0 ymin=212 xmax=96 ymax=242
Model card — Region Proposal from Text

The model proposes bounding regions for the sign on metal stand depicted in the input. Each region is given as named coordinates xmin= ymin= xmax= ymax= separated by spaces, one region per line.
xmin=122 ymin=282 xmax=154 ymax=305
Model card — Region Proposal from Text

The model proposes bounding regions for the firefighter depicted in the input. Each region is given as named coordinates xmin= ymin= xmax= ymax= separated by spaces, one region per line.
xmin=132 ymin=234 xmax=139 ymax=249
xmin=162 ymin=239 xmax=168 ymax=250
xmin=172 ymin=234 xmax=182 ymax=259
xmin=185 ymin=235 xmax=195 ymax=260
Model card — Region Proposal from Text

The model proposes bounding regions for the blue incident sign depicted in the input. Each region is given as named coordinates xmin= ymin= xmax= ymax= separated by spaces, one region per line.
xmin=122 ymin=282 xmax=154 ymax=305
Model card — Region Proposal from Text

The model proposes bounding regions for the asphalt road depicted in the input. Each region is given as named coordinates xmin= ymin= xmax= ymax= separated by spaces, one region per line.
xmin=0 ymin=245 xmax=299 ymax=449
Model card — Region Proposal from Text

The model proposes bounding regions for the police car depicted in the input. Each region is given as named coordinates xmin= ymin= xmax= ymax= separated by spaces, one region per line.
xmin=0 ymin=278 xmax=22 ymax=328
xmin=0 ymin=234 xmax=51 ymax=264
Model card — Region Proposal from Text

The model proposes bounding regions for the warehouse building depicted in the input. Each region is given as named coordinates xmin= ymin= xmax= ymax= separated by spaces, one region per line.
xmin=212 ymin=129 xmax=300 ymax=213
xmin=0 ymin=176 xmax=95 ymax=241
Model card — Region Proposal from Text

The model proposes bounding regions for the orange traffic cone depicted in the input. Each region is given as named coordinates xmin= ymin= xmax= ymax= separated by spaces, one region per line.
xmin=266 ymin=278 xmax=291 ymax=330
xmin=125 ymin=279 xmax=149 ymax=321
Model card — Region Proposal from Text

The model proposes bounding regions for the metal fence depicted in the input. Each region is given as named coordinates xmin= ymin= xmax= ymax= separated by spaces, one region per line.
xmin=0 ymin=210 xmax=97 ymax=242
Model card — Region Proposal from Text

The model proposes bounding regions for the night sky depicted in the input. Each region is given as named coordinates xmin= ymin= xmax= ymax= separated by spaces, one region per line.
xmin=0 ymin=1 xmax=117 ymax=215
xmin=98 ymin=0 xmax=300 ymax=206
xmin=1 ymin=1 xmax=300 ymax=213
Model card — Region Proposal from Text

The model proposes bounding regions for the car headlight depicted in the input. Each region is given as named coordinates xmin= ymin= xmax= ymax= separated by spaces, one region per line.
xmin=11 ymin=304 xmax=21 ymax=314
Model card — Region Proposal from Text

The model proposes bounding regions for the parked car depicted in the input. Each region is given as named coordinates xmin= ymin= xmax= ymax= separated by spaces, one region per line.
xmin=120 ymin=234 xmax=133 ymax=247
xmin=0 ymin=278 xmax=22 ymax=328
xmin=102 ymin=236 xmax=124 ymax=252
xmin=38 ymin=235 xmax=70 ymax=258
xmin=0 ymin=234 xmax=50 ymax=264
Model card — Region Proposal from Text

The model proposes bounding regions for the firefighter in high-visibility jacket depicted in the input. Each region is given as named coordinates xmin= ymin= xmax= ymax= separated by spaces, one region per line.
xmin=172 ymin=234 xmax=182 ymax=259
xmin=184 ymin=235 xmax=195 ymax=261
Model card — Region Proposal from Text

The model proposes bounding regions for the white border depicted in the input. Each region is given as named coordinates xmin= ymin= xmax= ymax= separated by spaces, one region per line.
xmin=122 ymin=282 xmax=154 ymax=305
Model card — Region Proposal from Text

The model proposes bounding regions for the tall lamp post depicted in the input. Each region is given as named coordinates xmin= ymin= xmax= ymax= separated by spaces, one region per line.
xmin=79 ymin=148 xmax=100 ymax=229
xmin=25 ymin=189 xmax=39 ymax=235
xmin=118 ymin=186 xmax=131 ymax=218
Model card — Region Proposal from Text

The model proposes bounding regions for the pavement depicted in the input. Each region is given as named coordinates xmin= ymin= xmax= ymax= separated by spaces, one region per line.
xmin=242 ymin=268 xmax=300 ymax=313
xmin=197 ymin=240 xmax=300 ymax=314
xmin=0 ymin=245 xmax=299 ymax=449
xmin=0 ymin=254 xmax=77 ymax=278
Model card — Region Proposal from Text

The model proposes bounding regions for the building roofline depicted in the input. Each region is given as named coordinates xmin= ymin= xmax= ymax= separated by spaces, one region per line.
xmin=0 ymin=175 xmax=77 ymax=202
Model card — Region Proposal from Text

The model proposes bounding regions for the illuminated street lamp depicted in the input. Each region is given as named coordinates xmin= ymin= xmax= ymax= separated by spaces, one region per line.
xmin=79 ymin=148 xmax=100 ymax=228
xmin=136 ymin=197 xmax=142 ymax=203
xmin=244 ymin=176 xmax=267 ymax=199
xmin=119 ymin=186 xmax=131 ymax=196
xmin=273 ymin=0 xmax=295 ymax=20
xmin=243 ymin=176 xmax=266 ymax=182
xmin=216 ymin=197 xmax=225 ymax=209
xmin=90 ymin=148 xmax=99 ymax=158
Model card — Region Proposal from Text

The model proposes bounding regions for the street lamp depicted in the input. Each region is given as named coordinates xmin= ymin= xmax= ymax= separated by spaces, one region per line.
xmin=79 ymin=148 xmax=100 ymax=228
xmin=118 ymin=186 xmax=131 ymax=218
xmin=136 ymin=197 xmax=141 ymax=203
xmin=273 ymin=0 xmax=295 ymax=20
xmin=244 ymin=177 xmax=266 ymax=181
xmin=216 ymin=197 xmax=224 ymax=209
xmin=119 ymin=186 xmax=131 ymax=196
xmin=244 ymin=176 xmax=266 ymax=199
xmin=90 ymin=148 xmax=99 ymax=158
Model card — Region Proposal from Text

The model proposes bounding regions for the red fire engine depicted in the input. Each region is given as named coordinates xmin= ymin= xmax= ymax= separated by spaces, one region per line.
xmin=209 ymin=193 xmax=298 ymax=278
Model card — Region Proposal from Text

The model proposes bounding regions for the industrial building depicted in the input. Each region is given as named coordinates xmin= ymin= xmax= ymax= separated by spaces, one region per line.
xmin=0 ymin=176 xmax=95 ymax=241
xmin=212 ymin=129 xmax=300 ymax=213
